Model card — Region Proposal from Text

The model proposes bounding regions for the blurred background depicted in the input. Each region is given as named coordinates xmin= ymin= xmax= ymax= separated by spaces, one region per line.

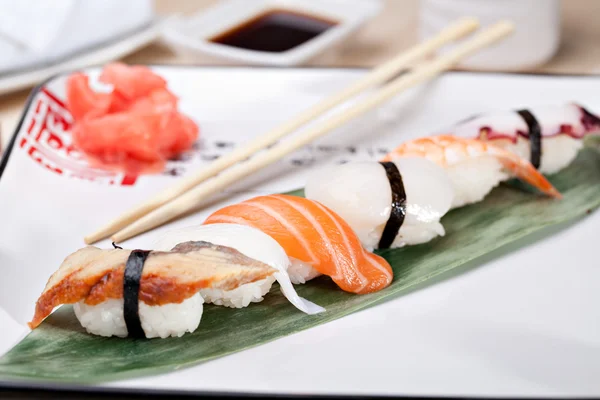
xmin=144 ymin=0 xmax=598 ymax=71
xmin=1 ymin=0 xmax=599 ymax=151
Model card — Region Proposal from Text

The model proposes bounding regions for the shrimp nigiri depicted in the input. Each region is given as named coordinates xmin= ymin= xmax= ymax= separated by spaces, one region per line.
xmin=451 ymin=103 xmax=600 ymax=174
xmin=204 ymin=194 xmax=393 ymax=293
xmin=382 ymin=135 xmax=561 ymax=209
xmin=305 ymin=157 xmax=455 ymax=251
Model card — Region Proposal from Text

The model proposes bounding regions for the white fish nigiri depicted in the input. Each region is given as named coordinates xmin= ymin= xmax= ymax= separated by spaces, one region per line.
xmin=153 ymin=223 xmax=325 ymax=315
xmin=305 ymin=157 xmax=454 ymax=251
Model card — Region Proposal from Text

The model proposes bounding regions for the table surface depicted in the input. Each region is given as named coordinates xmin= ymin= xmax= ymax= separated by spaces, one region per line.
xmin=1 ymin=0 xmax=600 ymax=148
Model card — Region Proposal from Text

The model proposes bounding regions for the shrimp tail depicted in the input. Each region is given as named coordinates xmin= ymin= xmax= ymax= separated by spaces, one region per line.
xmin=497 ymin=154 xmax=562 ymax=199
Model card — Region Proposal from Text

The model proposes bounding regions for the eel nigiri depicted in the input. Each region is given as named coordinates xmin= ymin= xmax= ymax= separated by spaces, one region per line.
xmin=29 ymin=241 xmax=276 ymax=338
xmin=204 ymin=194 xmax=394 ymax=292
xmin=152 ymin=223 xmax=324 ymax=314
xmin=451 ymin=103 xmax=600 ymax=174
xmin=382 ymin=135 xmax=561 ymax=209
xmin=304 ymin=157 xmax=454 ymax=251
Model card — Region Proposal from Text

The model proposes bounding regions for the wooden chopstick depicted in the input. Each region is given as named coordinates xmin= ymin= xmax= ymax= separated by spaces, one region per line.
xmin=84 ymin=17 xmax=480 ymax=244
xmin=108 ymin=20 xmax=515 ymax=244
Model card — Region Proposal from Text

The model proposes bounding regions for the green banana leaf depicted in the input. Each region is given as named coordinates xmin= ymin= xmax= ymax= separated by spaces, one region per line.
xmin=1 ymin=148 xmax=599 ymax=384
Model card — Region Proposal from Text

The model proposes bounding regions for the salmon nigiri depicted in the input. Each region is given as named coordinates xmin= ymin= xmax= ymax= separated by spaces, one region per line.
xmin=382 ymin=135 xmax=561 ymax=209
xmin=204 ymin=195 xmax=393 ymax=295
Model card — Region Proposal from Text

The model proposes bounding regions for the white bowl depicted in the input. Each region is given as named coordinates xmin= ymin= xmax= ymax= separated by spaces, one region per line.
xmin=160 ymin=0 xmax=382 ymax=66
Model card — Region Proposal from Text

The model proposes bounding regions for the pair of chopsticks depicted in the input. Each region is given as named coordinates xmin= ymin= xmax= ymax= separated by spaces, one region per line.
xmin=86 ymin=17 xmax=514 ymax=245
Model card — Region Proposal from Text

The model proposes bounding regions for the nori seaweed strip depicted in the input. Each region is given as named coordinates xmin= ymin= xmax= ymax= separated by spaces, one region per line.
xmin=378 ymin=162 xmax=407 ymax=249
xmin=123 ymin=250 xmax=151 ymax=338
xmin=517 ymin=109 xmax=542 ymax=169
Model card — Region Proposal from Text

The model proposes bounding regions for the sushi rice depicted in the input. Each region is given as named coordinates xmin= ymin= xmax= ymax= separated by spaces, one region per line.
xmin=287 ymin=258 xmax=322 ymax=284
xmin=443 ymin=155 xmax=509 ymax=208
xmin=74 ymin=294 xmax=204 ymax=339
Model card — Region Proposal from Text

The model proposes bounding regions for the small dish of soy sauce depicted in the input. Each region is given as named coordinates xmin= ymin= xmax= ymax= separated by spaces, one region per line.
xmin=161 ymin=0 xmax=382 ymax=66
xmin=208 ymin=8 xmax=338 ymax=54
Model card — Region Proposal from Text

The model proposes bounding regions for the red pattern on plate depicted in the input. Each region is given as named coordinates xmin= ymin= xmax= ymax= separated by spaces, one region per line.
xmin=18 ymin=87 xmax=138 ymax=186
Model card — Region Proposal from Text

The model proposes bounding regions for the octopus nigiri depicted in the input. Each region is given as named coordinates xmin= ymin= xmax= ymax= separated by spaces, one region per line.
xmin=382 ymin=135 xmax=561 ymax=209
xmin=29 ymin=241 xmax=277 ymax=338
xmin=304 ymin=157 xmax=454 ymax=251
xmin=204 ymin=194 xmax=394 ymax=292
xmin=451 ymin=103 xmax=600 ymax=174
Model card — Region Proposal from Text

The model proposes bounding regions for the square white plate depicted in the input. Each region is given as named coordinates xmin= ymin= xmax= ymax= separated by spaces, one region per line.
xmin=0 ymin=66 xmax=599 ymax=398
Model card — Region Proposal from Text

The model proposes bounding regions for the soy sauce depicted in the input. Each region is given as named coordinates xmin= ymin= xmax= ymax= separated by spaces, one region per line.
xmin=209 ymin=9 xmax=338 ymax=53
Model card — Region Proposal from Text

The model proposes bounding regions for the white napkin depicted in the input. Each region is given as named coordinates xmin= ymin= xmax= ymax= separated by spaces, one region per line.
xmin=0 ymin=0 xmax=155 ymax=75
xmin=0 ymin=0 xmax=74 ymax=52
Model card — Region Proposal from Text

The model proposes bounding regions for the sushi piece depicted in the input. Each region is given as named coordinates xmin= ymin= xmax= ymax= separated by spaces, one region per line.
xmin=152 ymin=223 xmax=324 ymax=314
xmin=304 ymin=157 xmax=455 ymax=251
xmin=204 ymin=194 xmax=394 ymax=293
xmin=382 ymin=135 xmax=561 ymax=209
xmin=29 ymin=241 xmax=277 ymax=338
xmin=451 ymin=103 xmax=600 ymax=174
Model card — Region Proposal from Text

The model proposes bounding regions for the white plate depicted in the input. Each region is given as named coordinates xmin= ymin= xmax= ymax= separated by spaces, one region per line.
xmin=161 ymin=0 xmax=382 ymax=66
xmin=0 ymin=66 xmax=599 ymax=398
xmin=0 ymin=19 xmax=162 ymax=96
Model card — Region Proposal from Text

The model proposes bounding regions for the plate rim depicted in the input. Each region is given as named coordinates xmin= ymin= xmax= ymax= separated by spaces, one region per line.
xmin=1 ymin=65 xmax=599 ymax=398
